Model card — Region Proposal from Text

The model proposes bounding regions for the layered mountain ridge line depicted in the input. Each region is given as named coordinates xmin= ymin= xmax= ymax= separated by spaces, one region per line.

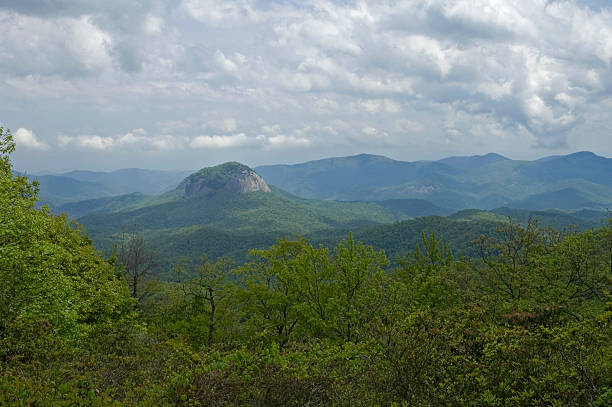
xmin=255 ymin=151 xmax=612 ymax=210
xmin=30 ymin=153 xmax=611 ymax=274
xmin=23 ymin=151 xmax=612 ymax=213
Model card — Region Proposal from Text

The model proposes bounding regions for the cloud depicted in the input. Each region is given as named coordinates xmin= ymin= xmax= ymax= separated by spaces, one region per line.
xmin=214 ymin=50 xmax=238 ymax=73
xmin=395 ymin=119 xmax=425 ymax=133
xmin=0 ymin=12 xmax=113 ymax=76
xmin=150 ymin=135 xmax=188 ymax=151
xmin=118 ymin=131 xmax=147 ymax=145
xmin=57 ymin=131 xmax=191 ymax=151
xmin=76 ymin=135 xmax=115 ymax=150
xmin=143 ymin=14 xmax=164 ymax=36
xmin=14 ymin=128 xmax=49 ymax=150
xmin=3 ymin=0 xmax=612 ymax=171
xmin=190 ymin=133 xmax=250 ymax=148
xmin=261 ymin=134 xmax=312 ymax=148
xmin=182 ymin=0 xmax=258 ymax=25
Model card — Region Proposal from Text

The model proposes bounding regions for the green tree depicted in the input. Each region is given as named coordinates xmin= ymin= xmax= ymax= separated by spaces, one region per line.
xmin=179 ymin=256 xmax=234 ymax=346
xmin=238 ymin=238 xmax=311 ymax=348
xmin=327 ymin=233 xmax=389 ymax=342
xmin=474 ymin=218 xmax=549 ymax=313
xmin=0 ymin=126 xmax=133 ymax=362
xmin=396 ymin=231 xmax=458 ymax=310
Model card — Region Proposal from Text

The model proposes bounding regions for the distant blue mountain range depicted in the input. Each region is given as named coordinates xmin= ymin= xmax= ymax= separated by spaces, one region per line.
xmin=256 ymin=152 xmax=612 ymax=211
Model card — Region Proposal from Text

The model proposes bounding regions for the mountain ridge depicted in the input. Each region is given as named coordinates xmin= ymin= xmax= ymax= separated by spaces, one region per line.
xmin=255 ymin=151 xmax=612 ymax=210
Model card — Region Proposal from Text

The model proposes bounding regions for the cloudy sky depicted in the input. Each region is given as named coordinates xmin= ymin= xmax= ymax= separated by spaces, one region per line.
xmin=1 ymin=0 xmax=612 ymax=172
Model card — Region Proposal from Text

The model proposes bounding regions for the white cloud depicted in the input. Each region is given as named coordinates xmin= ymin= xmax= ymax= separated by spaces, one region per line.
xmin=68 ymin=16 xmax=113 ymax=71
xmin=14 ymin=128 xmax=49 ymax=150
xmin=143 ymin=15 xmax=164 ymax=35
xmin=182 ymin=0 xmax=258 ymax=25
xmin=118 ymin=132 xmax=146 ymax=145
xmin=214 ymin=50 xmax=238 ymax=73
xmin=4 ymin=0 xmax=612 ymax=170
xmin=264 ymin=134 xmax=311 ymax=147
xmin=56 ymin=131 xmax=189 ymax=151
xmin=57 ymin=135 xmax=72 ymax=147
xmin=151 ymin=135 xmax=188 ymax=151
xmin=57 ymin=134 xmax=114 ymax=150
xmin=261 ymin=124 xmax=281 ymax=135
xmin=76 ymin=135 xmax=115 ymax=150
xmin=190 ymin=133 xmax=250 ymax=148
xmin=0 ymin=12 xmax=113 ymax=75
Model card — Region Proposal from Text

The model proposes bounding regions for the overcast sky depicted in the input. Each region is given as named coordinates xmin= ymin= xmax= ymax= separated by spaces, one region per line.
xmin=1 ymin=0 xmax=612 ymax=172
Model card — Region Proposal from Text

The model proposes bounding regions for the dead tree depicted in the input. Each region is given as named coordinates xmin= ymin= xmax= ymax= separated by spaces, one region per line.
xmin=118 ymin=234 xmax=156 ymax=301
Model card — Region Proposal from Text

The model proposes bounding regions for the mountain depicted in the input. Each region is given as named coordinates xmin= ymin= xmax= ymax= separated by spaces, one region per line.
xmin=78 ymin=163 xmax=405 ymax=237
xmin=24 ymin=168 xmax=191 ymax=207
xmin=75 ymin=161 xmax=605 ymax=274
xmin=30 ymin=151 xmax=612 ymax=212
xmin=27 ymin=174 xmax=118 ymax=206
xmin=374 ymin=199 xmax=454 ymax=218
xmin=437 ymin=152 xmax=509 ymax=169
xmin=256 ymin=153 xmax=467 ymax=204
xmin=56 ymin=193 xmax=151 ymax=219
xmin=178 ymin=162 xmax=271 ymax=196
xmin=255 ymin=152 xmax=612 ymax=211
xmin=516 ymin=152 xmax=612 ymax=186
xmin=62 ymin=168 xmax=191 ymax=195
xmin=77 ymin=162 xmax=411 ymax=272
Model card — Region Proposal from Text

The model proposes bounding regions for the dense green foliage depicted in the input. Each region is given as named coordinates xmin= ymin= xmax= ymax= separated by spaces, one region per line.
xmin=126 ymin=209 xmax=599 ymax=275
xmin=2 ymin=127 xmax=611 ymax=405
xmin=73 ymin=171 xmax=604 ymax=274
xmin=57 ymin=192 xmax=150 ymax=219
xmin=0 ymin=126 xmax=134 ymax=366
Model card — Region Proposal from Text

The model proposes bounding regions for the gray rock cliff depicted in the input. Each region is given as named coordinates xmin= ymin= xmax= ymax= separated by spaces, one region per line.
xmin=179 ymin=162 xmax=271 ymax=197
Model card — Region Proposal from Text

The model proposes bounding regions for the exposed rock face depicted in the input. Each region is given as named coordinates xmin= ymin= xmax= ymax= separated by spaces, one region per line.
xmin=225 ymin=170 xmax=271 ymax=194
xmin=179 ymin=162 xmax=271 ymax=197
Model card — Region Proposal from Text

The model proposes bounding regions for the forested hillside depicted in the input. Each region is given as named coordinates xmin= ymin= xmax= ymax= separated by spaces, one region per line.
xmin=2 ymin=126 xmax=612 ymax=405
xmin=256 ymin=152 xmax=612 ymax=210
xmin=61 ymin=160 xmax=606 ymax=274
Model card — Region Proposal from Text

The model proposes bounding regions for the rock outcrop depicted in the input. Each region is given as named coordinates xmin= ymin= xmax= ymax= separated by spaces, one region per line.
xmin=224 ymin=170 xmax=271 ymax=194
xmin=179 ymin=162 xmax=271 ymax=197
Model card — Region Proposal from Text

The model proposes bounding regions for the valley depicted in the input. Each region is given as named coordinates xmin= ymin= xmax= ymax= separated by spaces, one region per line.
xmin=26 ymin=152 xmax=611 ymax=274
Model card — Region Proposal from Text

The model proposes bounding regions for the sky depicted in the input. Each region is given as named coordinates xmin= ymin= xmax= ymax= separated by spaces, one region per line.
xmin=1 ymin=0 xmax=612 ymax=172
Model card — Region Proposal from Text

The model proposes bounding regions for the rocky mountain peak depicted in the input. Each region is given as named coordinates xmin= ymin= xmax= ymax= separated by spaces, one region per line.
xmin=179 ymin=162 xmax=271 ymax=197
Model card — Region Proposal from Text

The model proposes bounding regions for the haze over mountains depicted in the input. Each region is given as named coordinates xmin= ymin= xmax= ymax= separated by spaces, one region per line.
xmin=256 ymin=151 xmax=612 ymax=210
xmin=26 ymin=151 xmax=612 ymax=214
xmin=20 ymin=168 xmax=191 ymax=206
xmin=20 ymin=151 xmax=608 ymax=273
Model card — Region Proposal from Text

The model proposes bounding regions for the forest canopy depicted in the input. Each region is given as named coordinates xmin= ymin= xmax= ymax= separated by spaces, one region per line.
xmin=1 ymin=125 xmax=611 ymax=406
